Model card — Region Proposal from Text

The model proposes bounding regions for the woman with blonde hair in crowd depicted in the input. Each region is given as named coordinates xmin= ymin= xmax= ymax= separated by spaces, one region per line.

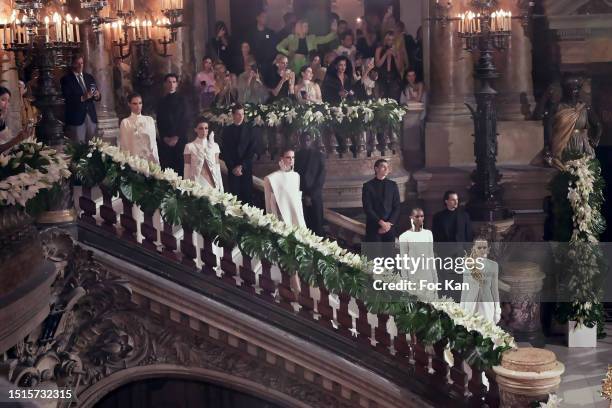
xmin=265 ymin=54 xmax=295 ymax=102
xmin=276 ymin=19 xmax=338 ymax=73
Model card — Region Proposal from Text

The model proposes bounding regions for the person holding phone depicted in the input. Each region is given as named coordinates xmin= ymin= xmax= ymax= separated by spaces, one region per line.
xmin=60 ymin=54 xmax=101 ymax=143
xmin=236 ymin=59 xmax=268 ymax=104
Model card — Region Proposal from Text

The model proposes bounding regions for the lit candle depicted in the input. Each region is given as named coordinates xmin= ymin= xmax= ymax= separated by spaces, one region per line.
xmin=52 ymin=13 xmax=59 ymax=42
xmin=75 ymin=17 xmax=80 ymax=42
xmin=1 ymin=20 xmax=5 ymax=46
xmin=130 ymin=0 xmax=134 ymax=10
xmin=44 ymin=16 xmax=49 ymax=43
xmin=118 ymin=0 xmax=123 ymax=11
xmin=66 ymin=14 xmax=72 ymax=42
xmin=508 ymin=11 xmax=512 ymax=31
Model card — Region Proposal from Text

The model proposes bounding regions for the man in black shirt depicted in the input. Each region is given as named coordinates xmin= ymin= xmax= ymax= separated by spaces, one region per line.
xmin=431 ymin=190 xmax=473 ymax=299
xmin=431 ymin=190 xmax=473 ymax=243
xmin=219 ymin=104 xmax=258 ymax=205
xmin=362 ymin=159 xmax=400 ymax=242
xmin=295 ymin=133 xmax=326 ymax=236
xmin=156 ymin=73 xmax=192 ymax=177
xmin=250 ymin=11 xmax=277 ymax=69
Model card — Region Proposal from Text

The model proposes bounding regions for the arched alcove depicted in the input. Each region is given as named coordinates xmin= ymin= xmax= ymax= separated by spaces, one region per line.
xmin=78 ymin=365 xmax=312 ymax=408
xmin=95 ymin=377 xmax=281 ymax=408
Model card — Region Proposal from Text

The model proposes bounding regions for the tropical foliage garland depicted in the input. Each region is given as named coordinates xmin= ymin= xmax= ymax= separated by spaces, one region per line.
xmin=0 ymin=138 xmax=70 ymax=208
xmin=549 ymin=154 xmax=606 ymax=334
xmin=74 ymin=139 xmax=515 ymax=368
xmin=204 ymin=98 xmax=408 ymax=136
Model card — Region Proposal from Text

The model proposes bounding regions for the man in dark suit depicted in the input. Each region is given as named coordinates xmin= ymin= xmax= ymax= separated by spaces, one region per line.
xmin=295 ymin=132 xmax=326 ymax=236
xmin=156 ymin=73 xmax=192 ymax=177
xmin=60 ymin=54 xmax=101 ymax=143
xmin=220 ymin=104 xmax=258 ymax=205
xmin=362 ymin=159 xmax=400 ymax=242
xmin=431 ymin=190 xmax=473 ymax=299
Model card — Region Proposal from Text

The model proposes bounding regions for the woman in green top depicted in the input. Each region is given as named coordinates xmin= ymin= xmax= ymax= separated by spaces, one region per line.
xmin=276 ymin=19 xmax=338 ymax=73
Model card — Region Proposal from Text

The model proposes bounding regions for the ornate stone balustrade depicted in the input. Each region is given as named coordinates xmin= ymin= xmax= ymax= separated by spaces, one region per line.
xmin=76 ymin=185 xmax=502 ymax=407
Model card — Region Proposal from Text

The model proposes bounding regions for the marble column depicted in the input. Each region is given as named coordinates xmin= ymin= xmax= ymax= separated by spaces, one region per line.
xmin=494 ymin=0 xmax=536 ymax=121
xmin=0 ymin=51 xmax=23 ymax=137
xmin=427 ymin=0 xmax=474 ymax=122
xmin=424 ymin=0 xmax=476 ymax=168
xmin=82 ymin=25 xmax=120 ymax=145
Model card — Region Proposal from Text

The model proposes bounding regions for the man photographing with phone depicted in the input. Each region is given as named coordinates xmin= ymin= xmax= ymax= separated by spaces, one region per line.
xmin=61 ymin=54 xmax=101 ymax=143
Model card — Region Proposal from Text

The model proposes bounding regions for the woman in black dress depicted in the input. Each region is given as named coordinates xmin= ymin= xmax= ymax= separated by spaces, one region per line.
xmin=207 ymin=21 xmax=233 ymax=72
xmin=322 ymin=55 xmax=354 ymax=104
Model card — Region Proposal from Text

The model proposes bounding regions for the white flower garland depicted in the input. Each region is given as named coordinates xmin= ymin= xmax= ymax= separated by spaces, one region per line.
xmin=90 ymin=140 xmax=363 ymax=269
xmin=205 ymin=98 xmax=406 ymax=129
xmin=565 ymin=156 xmax=601 ymax=243
xmin=431 ymin=298 xmax=516 ymax=348
xmin=90 ymin=139 xmax=515 ymax=349
xmin=0 ymin=139 xmax=71 ymax=207
xmin=562 ymin=156 xmax=604 ymax=325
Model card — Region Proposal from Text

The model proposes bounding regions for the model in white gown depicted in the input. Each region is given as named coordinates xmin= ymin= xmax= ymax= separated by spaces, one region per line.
xmin=459 ymin=239 xmax=501 ymax=324
xmin=398 ymin=208 xmax=438 ymax=301
xmin=184 ymin=120 xmax=223 ymax=192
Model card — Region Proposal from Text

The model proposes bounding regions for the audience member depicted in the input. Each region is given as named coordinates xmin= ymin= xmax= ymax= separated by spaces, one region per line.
xmin=156 ymin=73 xmax=191 ymax=176
xmin=375 ymin=31 xmax=403 ymax=101
xmin=413 ymin=26 xmax=424 ymax=81
xmin=236 ymin=59 xmax=269 ymax=104
xmin=276 ymin=12 xmax=297 ymax=43
xmin=194 ymin=56 xmax=216 ymax=111
xmin=309 ymin=53 xmax=326 ymax=84
xmin=322 ymin=55 xmax=355 ymax=104
xmin=219 ymin=104 xmax=258 ymax=204
xmin=294 ymin=133 xmax=326 ymax=235
xmin=362 ymin=158 xmax=400 ymax=242
xmin=295 ymin=65 xmax=322 ymax=103
xmin=212 ymin=62 xmax=237 ymax=107
xmin=354 ymin=58 xmax=379 ymax=100
xmin=397 ymin=21 xmax=418 ymax=73
xmin=184 ymin=117 xmax=223 ymax=192
xmin=356 ymin=22 xmax=379 ymax=59
xmin=207 ymin=21 xmax=233 ymax=71
xmin=119 ymin=93 xmax=159 ymax=164
xmin=61 ymin=54 xmax=101 ymax=143
xmin=335 ymin=31 xmax=357 ymax=64
xmin=233 ymin=41 xmax=255 ymax=75
xmin=400 ymin=69 xmax=424 ymax=103
xmin=265 ymin=54 xmax=295 ymax=102
xmin=18 ymin=80 xmax=38 ymax=129
xmin=276 ymin=19 xmax=338 ymax=73
xmin=250 ymin=10 xmax=277 ymax=68
xmin=0 ymin=86 xmax=11 ymax=143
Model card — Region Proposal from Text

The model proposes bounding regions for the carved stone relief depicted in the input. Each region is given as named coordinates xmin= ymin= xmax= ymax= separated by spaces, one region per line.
xmin=0 ymin=229 xmax=353 ymax=408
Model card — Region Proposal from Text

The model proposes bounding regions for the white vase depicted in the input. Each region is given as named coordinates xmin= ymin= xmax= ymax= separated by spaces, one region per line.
xmin=567 ymin=321 xmax=597 ymax=347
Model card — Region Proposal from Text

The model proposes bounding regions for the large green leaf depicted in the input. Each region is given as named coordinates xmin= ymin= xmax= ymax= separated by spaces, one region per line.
xmin=160 ymin=192 xmax=184 ymax=225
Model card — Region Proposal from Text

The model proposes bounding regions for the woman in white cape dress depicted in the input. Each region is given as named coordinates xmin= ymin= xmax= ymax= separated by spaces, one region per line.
xmin=398 ymin=207 xmax=438 ymax=301
xmin=184 ymin=118 xmax=223 ymax=192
